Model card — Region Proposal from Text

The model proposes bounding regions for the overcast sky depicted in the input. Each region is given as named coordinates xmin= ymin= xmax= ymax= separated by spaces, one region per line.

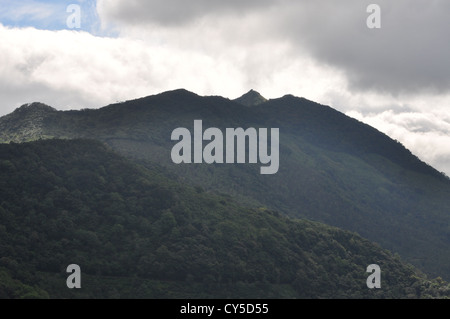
xmin=0 ymin=0 xmax=449 ymax=175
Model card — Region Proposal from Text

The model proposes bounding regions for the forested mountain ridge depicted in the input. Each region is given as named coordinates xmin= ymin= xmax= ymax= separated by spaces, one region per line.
xmin=1 ymin=89 xmax=449 ymax=281
xmin=0 ymin=139 xmax=449 ymax=299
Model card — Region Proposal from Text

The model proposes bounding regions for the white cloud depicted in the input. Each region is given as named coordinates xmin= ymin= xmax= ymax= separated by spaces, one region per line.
xmin=0 ymin=24 xmax=262 ymax=114
xmin=0 ymin=21 xmax=348 ymax=114
xmin=97 ymin=0 xmax=450 ymax=96
xmin=347 ymin=110 xmax=450 ymax=176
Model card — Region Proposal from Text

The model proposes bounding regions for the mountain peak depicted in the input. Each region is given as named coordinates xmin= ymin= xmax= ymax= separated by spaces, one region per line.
xmin=14 ymin=102 xmax=56 ymax=114
xmin=0 ymin=102 xmax=57 ymax=143
xmin=234 ymin=89 xmax=267 ymax=107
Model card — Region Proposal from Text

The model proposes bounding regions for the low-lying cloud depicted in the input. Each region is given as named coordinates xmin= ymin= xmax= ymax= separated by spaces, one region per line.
xmin=347 ymin=110 xmax=450 ymax=176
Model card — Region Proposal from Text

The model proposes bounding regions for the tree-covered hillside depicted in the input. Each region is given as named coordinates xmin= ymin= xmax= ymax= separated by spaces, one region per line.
xmin=0 ymin=90 xmax=449 ymax=280
xmin=0 ymin=139 xmax=448 ymax=298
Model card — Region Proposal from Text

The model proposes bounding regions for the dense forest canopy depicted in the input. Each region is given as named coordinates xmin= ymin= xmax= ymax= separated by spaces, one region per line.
xmin=0 ymin=139 xmax=448 ymax=298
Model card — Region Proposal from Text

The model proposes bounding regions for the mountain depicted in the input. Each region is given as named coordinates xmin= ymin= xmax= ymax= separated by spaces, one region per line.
xmin=1 ymin=89 xmax=450 ymax=281
xmin=234 ymin=89 xmax=267 ymax=106
xmin=0 ymin=139 xmax=448 ymax=298
xmin=0 ymin=102 xmax=56 ymax=142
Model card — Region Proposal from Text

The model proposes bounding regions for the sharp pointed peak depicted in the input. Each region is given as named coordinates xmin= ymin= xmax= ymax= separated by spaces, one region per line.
xmin=234 ymin=89 xmax=267 ymax=107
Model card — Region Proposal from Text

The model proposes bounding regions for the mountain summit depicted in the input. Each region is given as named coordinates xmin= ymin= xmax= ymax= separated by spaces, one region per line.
xmin=0 ymin=102 xmax=56 ymax=142
xmin=234 ymin=89 xmax=267 ymax=106
xmin=14 ymin=102 xmax=56 ymax=113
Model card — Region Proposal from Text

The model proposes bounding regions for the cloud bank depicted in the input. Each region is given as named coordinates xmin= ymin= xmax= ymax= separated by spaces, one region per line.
xmin=98 ymin=0 xmax=450 ymax=96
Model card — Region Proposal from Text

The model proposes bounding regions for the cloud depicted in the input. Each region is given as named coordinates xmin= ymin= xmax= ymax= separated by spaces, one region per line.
xmin=97 ymin=0 xmax=274 ymax=27
xmin=0 ymin=8 xmax=349 ymax=115
xmin=0 ymin=24 xmax=259 ymax=115
xmin=282 ymin=0 xmax=450 ymax=95
xmin=97 ymin=0 xmax=450 ymax=97
xmin=0 ymin=25 xmax=150 ymax=113
xmin=347 ymin=109 xmax=450 ymax=176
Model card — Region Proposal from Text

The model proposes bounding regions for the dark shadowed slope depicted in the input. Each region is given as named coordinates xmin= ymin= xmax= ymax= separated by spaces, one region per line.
xmin=1 ymin=89 xmax=449 ymax=280
xmin=0 ymin=139 xmax=448 ymax=298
